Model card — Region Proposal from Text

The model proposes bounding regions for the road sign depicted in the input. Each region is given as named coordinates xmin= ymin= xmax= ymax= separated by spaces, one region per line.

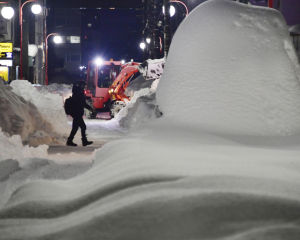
xmin=0 ymin=52 xmax=12 ymax=59
xmin=0 ymin=43 xmax=12 ymax=52
xmin=0 ymin=44 xmax=13 ymax=59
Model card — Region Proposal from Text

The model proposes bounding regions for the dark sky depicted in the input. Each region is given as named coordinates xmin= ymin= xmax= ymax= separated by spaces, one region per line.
xmin=81 ymin=8 xmax=144 ymax=63
xmin=47 ymin=0 xmax=143 ymax=9
xmin=47 ymin=0 xmax=202 ymax=69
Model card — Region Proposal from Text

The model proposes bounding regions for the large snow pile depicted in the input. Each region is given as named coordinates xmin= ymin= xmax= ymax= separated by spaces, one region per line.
xmin=117 ymin=80 xmax=161 ymax=129
xmin=10 ymin=80 xmax=70 ymax=137
xmin=157 ymin=0 xmax=300 ymax=136
xmin=0 ymin=81 xmax=55 ymax=144
xmin=1 ymin=1 xmax=300 ymax=240
xmin=34 ymin=83 xmax=73 ymax=102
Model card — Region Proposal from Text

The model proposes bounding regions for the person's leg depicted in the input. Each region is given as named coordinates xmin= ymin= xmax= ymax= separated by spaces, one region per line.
xmin=78 ymin=117 xmax=87 ymax=138
xmin=67 ymin=117 xmax=79 ymax=146
xmin=78 ymin=117 xmax=93 ymax=146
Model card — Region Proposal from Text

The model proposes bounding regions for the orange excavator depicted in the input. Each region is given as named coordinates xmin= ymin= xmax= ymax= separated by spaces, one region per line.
xmin=84 ymin=58 xmax=164 ymax=118
xmin=108 ymin=62 xmax=140 ymax=117
xmin=108 ymin=59 xmax=165 ymax=117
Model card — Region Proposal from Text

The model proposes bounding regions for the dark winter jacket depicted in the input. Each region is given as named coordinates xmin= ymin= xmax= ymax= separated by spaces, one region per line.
xmin=72 ymin=84 xmax=92 ymax=117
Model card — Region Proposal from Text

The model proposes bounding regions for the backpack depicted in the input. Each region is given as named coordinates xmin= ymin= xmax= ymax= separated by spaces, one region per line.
xmin=64 ymin=96 xmax=74 ymax=116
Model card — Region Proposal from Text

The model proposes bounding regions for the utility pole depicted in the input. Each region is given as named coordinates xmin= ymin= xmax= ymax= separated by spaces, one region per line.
xmin=148 ymin=0 xmax=161 ymax=59
xmin=152 ymin=0 xmax=161 ymax=59
xmin=142 ymin=0 xmax=147 ymax=61
xmin=268 ymin=0 xmax=273 ymax=8
xmin=163 ymin=0 xmax=171 ymax=58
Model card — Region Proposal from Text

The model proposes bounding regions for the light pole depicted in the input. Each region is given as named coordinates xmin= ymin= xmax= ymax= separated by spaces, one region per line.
xmin=19 ymin=0 xmax=41 ymax=79
xmin=268 ymin=0 xmax=273 ymax=8
xmin=163 ymin=0 xmax=188 ymax=58
xmin=45 ymin=33 xmax=58 ymax=85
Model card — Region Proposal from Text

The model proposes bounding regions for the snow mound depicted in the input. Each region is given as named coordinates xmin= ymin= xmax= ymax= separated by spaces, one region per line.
xmin=0 ymin=81 xmax=54 ymax=141
xmin=0 ymin=159 xmax=19 ymax=182
xmin=35 ymin=83 xmax=73 ymax=101
xmin=1 ymin=126 xmax=300 ymax=239
xmin=156 ymin=0 xmax=300 ymax=136
xmin=10 ymin=80 xmax=70 ymax=136
xmin=117 ymin=87 xmax=161 ymax=129
xmin=0 ymin=128 xmax=48 ymax=161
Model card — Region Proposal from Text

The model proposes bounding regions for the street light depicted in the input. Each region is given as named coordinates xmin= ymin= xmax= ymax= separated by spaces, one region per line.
xmin=140 ymin=42 xmax=146 ymax=50
xmin=19 ymin=0 xmax=42 ymax=79
xmin=45 ymin=33 xmax=58 ymax=85
xmin=31 ymin=4 xmax=41 ymax=14
xmin=162 ymin=5 xmax=176 ymax=17
xmin=0 ymin=3 xmax=14 ymax=19
xmin=53 ymin=36 xmax=62 ymax=44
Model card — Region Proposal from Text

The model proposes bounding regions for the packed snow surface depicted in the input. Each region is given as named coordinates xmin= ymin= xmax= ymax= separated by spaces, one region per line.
xmin=1 ymin=1 xmax=300 ymax=239
xmin=156 ymin=0 xmax=300 ymax=136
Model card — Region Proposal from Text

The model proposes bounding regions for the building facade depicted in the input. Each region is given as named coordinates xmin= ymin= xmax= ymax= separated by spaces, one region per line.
xmin=0 ymin=0 xmax=46 ymax=84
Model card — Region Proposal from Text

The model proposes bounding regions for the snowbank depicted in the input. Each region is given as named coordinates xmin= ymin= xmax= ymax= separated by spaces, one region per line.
xmin=10 ymin=80 xmax=70 ymax=136
xmin=117 ymin=86 xmax=161 ymax=129
xmin=35 ymin=83 xmax=73 ymax=102
xmin=0 ymin=128 xmax=48 ymax=161
xmin=156 ymin=0 xmax=300 ymax=136
xmin=0 ymin=81 xmax=54 ymax=143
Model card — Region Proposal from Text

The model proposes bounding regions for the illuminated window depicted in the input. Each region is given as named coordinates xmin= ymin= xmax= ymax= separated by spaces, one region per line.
xmin=70 ymin=36 xmax=80 ymax=43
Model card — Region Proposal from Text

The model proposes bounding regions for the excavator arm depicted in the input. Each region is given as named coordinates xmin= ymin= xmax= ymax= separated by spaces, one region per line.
xmin=109 ymin=62 xmax=139 ymax=102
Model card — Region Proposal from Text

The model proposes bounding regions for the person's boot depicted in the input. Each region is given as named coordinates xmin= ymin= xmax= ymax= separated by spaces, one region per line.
xmin=66 ymin=137 xmax=77 ymax=146
xmin=82 ymin=137 xmax=93 ymax=146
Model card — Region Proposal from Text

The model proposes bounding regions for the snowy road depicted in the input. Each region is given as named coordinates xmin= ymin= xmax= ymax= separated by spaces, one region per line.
xmin=47 ymin=114 xmax=128 ymax=155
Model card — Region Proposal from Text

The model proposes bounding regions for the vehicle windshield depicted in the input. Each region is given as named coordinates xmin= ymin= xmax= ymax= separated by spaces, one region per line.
xmin=97 ymin=65 xmax=119 ymax=88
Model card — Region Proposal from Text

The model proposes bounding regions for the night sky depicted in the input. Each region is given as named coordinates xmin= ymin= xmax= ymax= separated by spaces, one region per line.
xmin=47 ymin=0 xmax=143 ymax=9
xmin=81 ymin=8 xmax=144 ymax=63
xmin=46 ymin=0 xmax=203 ymax=74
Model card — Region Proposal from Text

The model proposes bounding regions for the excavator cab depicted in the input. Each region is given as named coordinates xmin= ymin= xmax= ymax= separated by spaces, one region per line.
xmin=85 ymin=60 xmax=122 ymax=118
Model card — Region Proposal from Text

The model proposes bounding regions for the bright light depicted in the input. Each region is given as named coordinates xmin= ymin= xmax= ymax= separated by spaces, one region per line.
xmin=95 ymin=58 xmax=103 ymax=66
xmin=121 ymin=60 xmax=125 ymax=64
xmin=28 ymin=44 xmax=38 ymax=57
xmin=162 ymin=5 xmax=176 ymax=17
xmin=140 ymin=42 xmax=146 ymax=50
xmin=1 ymin=7 xmax=14 ymax=20
xmin=146 ymin=38 xmax=151 ymax=44
xmin=79 ymin=66 xmax=85 ymax=70
xmin=31 ymin=4 xmax=42 ymax=14
xmin=53 ymin=36 xmax=62 ymax=44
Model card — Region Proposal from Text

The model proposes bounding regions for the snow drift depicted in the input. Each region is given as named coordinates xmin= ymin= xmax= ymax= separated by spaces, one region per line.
xmin=156 ymin=0 xmax=300 ymax=136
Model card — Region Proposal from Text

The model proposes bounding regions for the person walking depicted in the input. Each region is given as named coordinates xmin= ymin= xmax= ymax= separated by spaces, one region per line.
xmin=67 ymin=80 xmax=95 ymax=147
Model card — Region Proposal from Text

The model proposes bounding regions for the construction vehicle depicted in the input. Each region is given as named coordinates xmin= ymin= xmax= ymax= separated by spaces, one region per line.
xmin=108 ymin=58 xmax=165 ymax=117
xmin=108 ymin=62 xmax=140 ymax=117
xmin=84 ymin=58 xmax=164 ymax=119
xmin=84 ymin=59 xmax=122 ymax=118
